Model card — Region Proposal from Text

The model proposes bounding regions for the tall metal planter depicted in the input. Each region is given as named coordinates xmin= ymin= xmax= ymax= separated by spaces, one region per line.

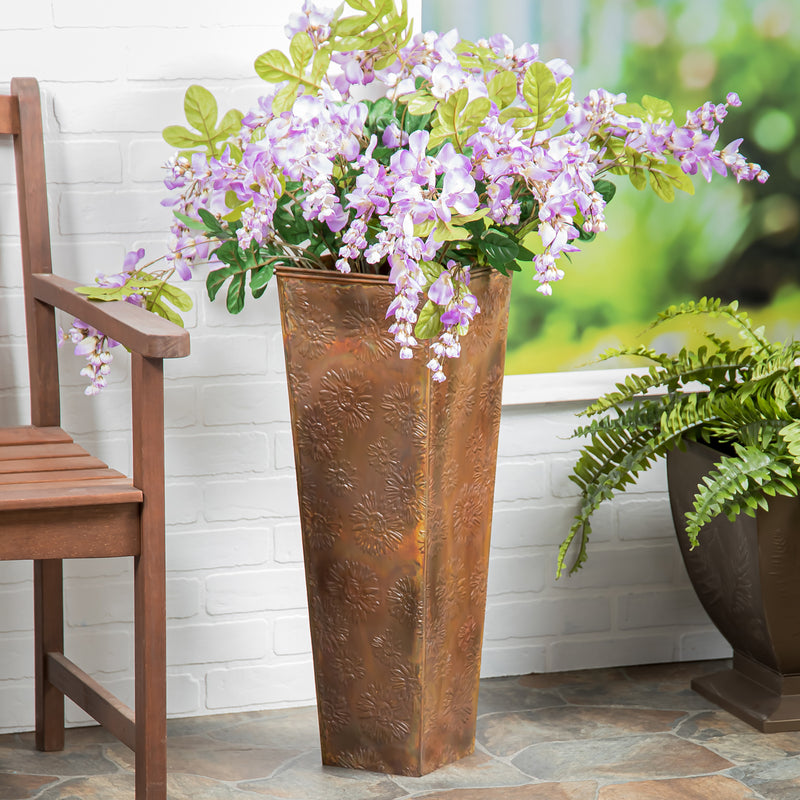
xmin=667 ymin=439 xmax=800 ymax=732
xmin=276 ymin=266 xmax=511 ymax=776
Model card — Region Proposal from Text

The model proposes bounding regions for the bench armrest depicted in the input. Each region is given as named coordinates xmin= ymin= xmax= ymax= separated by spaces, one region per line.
xmin=31 ymin=274 xmax=190 ymax=359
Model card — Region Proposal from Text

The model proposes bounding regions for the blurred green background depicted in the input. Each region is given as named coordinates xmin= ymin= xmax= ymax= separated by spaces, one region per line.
xmin=422 ymin=0 xmax=800 ymax=374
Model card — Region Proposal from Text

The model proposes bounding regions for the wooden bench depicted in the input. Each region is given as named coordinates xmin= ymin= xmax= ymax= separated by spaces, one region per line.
xmin=0 ymin=77 xmax=190 ymax=799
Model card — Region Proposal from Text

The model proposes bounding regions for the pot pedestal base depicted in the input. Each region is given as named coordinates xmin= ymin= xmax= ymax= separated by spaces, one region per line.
xmin=691 ymin=654 xmax=800 ymax=733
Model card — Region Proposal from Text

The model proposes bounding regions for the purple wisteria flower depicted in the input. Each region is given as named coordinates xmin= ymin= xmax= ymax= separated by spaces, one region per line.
xmin=68 ymin=0 xmax=768 ymax=391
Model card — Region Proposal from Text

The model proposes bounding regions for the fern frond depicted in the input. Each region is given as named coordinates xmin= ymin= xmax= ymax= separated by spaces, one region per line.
xmin=684 ymin=444 xmax=798 ymax=546
xmin=781 ymin=421 xmax=800 ymax=466
xmin=653 ymin=296 xmax=773 ymax=353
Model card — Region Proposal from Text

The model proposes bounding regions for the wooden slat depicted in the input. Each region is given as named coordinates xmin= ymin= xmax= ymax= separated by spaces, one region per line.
xmin=0 ymin=504 xmax=141 ymax=560
xmin=0 ymin=426 xmax=73 ymax=447
xmin=0 ymin=442 xmax=87 ymax=461
xmin=0 ymin=94 xmax=20 ymax=135
xmin=0 ymin=468 xmax=126 ymax=486
xmin=0 ymin=455 xmax=107 ymax=475
xmin=0 ymin=481 xmax=142 ymax=511
xmin=47 ymin=652 xmax=136 ymax=751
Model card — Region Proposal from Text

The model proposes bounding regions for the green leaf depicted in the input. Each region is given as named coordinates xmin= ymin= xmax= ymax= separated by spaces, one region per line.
xmin=487 ymin=70 xmax=518 ymax=108
xmin=162 ymin=125 xmax=204 ymax=149
xmin=183 ymin=85 xmax=218 ymax=140
xmin=289 ymin=31 xmax=314 ymax=70
xmin=649 ymin=167 xmax=676 ymax=202
xmin=311 ymin=48 xmax=332 ymax=82
xmin=172 ymin=210 xmax=206 ymax=231
xmin=272 ymin=81 xmax=300 ymax=114
xmin=461 ymin=96 xmax=491 ymax=129
xmin=206 ymin=266 xmax=237 ymax=301
xmin=481 ymin=230 xmax=519 ymax=268
xmin=250 ymin=263 xmax=274 ymax=298
xmin=594 ymin=179 xmax=617 ymax=204
xmin=405 ymin=91 xmax=437 ymax=116
xmin=414 ymin=299 xmax=442 ymax=340
xmin=197 ymin=209 xmax=228 ymax=239
xmin=217 ymin=108 xmax=244 ymax=140
xmin=642 ymin=94 xmax=673 ymax=121
xmin=156 ymin=283 xmax=193 ymax=312
xmin=522 ymin=62 xmax=556 ymax=131
xmin=149 ymin=299 xmax=183 ymax=326
xmin=254 ymin=49 xmax=295 ymax=83
xmin=419 ymin=260 xmax=442 ymax=285
xmin=226 ymin=273 xmax=247 ymax=314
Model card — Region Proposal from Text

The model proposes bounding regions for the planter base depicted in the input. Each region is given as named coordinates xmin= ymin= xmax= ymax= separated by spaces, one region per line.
xmin=692 ymin=653 xmax=800 ymax=733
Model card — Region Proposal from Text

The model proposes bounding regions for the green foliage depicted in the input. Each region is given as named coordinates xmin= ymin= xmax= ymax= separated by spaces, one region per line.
xmin=76 ymin=273 xmax=193 ymax=328
xmin=558 ymin=299 xmax=800 ymax=577
xmin=162 ymin=85 xmax=243 ymax=158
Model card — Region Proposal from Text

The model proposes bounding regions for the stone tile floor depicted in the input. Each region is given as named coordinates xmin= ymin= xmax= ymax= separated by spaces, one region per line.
xmin=2 ymin=660 xmax=799 ymax=799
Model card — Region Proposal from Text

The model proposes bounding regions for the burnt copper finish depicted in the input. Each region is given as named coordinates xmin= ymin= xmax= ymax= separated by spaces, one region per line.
xmin=667 ymin=440 xmax=800 ymax=732
xmin=276 ymin=266 xmax=511 ymax=775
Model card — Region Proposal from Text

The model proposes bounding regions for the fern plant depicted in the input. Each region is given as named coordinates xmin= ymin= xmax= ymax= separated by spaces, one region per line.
xmin=557 ymin=298 xmax=800 ymax=577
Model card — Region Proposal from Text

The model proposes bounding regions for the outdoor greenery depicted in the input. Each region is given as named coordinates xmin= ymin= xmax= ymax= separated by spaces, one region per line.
xmin=426 ymin=0 xmax=800 ymax=375
xmin=557 ymin=297 xmax=800 ymax=577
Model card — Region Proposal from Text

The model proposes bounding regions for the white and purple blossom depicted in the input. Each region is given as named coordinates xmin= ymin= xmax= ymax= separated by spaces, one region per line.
xmin=68 ymin=0 xmax=768 ymax=391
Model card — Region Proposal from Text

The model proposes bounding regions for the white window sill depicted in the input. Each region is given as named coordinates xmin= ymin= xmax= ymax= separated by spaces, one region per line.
xmin=501 ymin=368 xmax=650 ymax=407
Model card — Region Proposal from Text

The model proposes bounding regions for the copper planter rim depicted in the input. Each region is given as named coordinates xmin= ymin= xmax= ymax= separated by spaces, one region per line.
xmin=274 ymin=263 xmax=493 ymax=285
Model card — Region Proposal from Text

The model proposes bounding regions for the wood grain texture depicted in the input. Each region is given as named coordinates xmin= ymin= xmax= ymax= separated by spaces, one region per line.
xmin=1 ymin=77 xmax=179 ymax=799
xmin=32 ymin=274 xmax=190 ymax=359
xmin=47 ymin=652 xmax=136 ymax=750
xmin=0 ymin=93 xmax=20 ymax=134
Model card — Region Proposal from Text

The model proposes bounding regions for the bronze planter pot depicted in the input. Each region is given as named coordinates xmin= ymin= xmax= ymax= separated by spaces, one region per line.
xmin=276 ymin=266 xmax=511 ymax=775
xmin=667 ymin=439 xmax=800 ymax=732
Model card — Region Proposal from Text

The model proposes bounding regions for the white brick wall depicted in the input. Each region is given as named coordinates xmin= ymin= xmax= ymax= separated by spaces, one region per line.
xmin=0 ymin=0 xmax=728 ymax=735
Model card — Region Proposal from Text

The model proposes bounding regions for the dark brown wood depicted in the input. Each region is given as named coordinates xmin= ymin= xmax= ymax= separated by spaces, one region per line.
xmin=47 ymin=652 xmax=136 ymax=750
xmin=32 ymin=274 xmax=190 ymax=359
xmin=12 ymin=77 xmax=60 ymax=428
xmin=0 ymin=93 xmax=20 ymax=134
xmin=34 ymin=560 xmax=64 ymax=751
xmin=0 ymin=78 xmax=186 ymax=800
xmin=1 ymin=505 xmax=141 ymax=560
xmin=132 ymin=354 xmax=168 ymax=798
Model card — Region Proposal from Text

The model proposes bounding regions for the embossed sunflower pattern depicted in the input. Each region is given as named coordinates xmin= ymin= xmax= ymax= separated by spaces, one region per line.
xmin=319 ymin=368 xmax=373 ymax=431
xmin=351 ymin=492 xmax=405 ymax=556
xmin=326 ymin=560 xmax=381 ymax=620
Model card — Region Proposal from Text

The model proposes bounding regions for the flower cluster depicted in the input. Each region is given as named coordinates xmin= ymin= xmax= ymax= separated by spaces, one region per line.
xmin=68 ymin=0 xmax=767 ymax=390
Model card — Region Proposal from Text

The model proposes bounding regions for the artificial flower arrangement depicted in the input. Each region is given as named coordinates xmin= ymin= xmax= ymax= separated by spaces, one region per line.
xmin=62 ymin=0 xmax=767 ymax=393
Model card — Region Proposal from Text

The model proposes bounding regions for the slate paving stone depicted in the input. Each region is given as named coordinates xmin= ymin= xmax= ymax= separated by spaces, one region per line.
xmin=33 ymin=772 xmax=136 ymax=799
xmin=728 ymin=756 xmax=800 ymax=800
xmin=0 ymin=741 xmax=116 ymax=778
xmin=207 ymin=705 xmax=321 ymax=752
xmin=675 ymin=711 xmax=800 ymax=764
xmin=597 ymin=774 xmax=762 ymax=799
xmin=475 ymin=676 xmax=566 ymax=715
xmin=103 ymin=734 xmax=302 ymax=781
xmin=239 ymin=751 xmax=408 ymax=799
xmin=0 ymin=773 xmax=59 ymax=799
xmin=511 ymin=733 xmax=733 ymax=782
xmin=390 ymin=750 xmax=533 ymax=794
xmin=477 ymin=706 xmax=684 ymax=757
xmin=1 ymin=660 xmax=797 ymax=799
xmin=410 ymin=781 xmax=598 ymax=799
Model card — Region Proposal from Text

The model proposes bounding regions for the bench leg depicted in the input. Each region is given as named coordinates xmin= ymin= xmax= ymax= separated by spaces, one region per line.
xmin=134 ymin=535 xmax=167 ymax=799
xmin=34 ymin=558 xmax=64 ymax=751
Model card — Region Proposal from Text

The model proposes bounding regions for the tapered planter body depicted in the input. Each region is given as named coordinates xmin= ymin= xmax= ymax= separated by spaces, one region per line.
xmin=667 ymin=439 xmax=800 ymax=732
xmin=276 ymin=266 xmax=511 ymax=775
